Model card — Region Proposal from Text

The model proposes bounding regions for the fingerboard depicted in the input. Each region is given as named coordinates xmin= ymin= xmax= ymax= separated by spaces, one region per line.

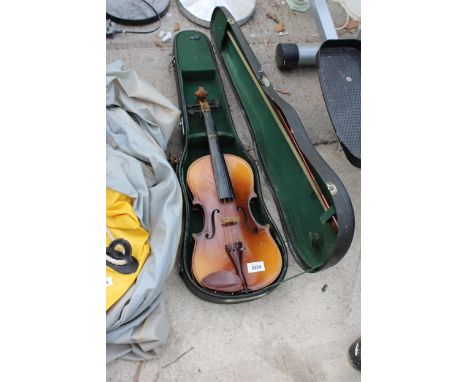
xmin=201 ymin=110 xmax=235 ymax=201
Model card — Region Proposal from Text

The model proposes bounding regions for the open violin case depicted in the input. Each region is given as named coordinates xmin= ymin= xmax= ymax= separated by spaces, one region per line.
xmin=173 ymin=7 xmax=355 ymax=304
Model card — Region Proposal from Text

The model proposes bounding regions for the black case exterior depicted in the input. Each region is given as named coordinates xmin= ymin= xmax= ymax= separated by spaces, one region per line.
xmin=172 ymin=9 xmax=355 ymax=304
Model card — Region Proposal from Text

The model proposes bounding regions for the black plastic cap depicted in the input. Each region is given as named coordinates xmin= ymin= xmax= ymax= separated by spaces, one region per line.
xmin=275 ymin=43 xmax=299 ymax=70
xmin=349 ymin=337 xmax=361 ymax=371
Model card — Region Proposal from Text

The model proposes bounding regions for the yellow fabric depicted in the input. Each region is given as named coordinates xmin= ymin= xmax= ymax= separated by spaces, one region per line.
xmin=106 ymin=188 xmax=151 ymax=311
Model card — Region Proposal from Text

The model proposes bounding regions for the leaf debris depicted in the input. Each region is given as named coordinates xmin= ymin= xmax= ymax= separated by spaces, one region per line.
xmin=344 ymin=19 xmax=360 ymax=31
xmin=274 ymin=22 xmax=285 ymax=33
xmin=266 ymin=12 xmax=286 ymax=33
xmin=276 ymin=88 xmax=291 ymax=95
xmin=153 ymin=37 xmax=164 ymax=48
xmin=266 ymin=12 xmax=280 ymax=23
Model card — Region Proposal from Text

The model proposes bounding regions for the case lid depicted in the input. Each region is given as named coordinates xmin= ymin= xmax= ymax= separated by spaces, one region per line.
xmin=210 ymin=7 xmax=355 ymax=272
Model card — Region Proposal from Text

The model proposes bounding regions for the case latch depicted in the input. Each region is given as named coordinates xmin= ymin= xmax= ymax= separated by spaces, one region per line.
xmin=326 ymin=181 xmax=337 ymax=196
xmin=179 ymin=118 xmax=185 ymax=135
xmin=259 ymin=68 xmax=271 ymax=87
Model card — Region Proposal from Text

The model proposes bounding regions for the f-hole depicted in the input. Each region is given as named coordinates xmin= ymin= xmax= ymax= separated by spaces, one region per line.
xmin=205 ymin=209 xmax=220 ymax=239
xmin=237 ymin=206 xmax=259 ymax=233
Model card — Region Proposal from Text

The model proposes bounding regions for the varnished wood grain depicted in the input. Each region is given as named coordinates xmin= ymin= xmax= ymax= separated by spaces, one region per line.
xmin=187 ymin=154 xmax=282 ymax=292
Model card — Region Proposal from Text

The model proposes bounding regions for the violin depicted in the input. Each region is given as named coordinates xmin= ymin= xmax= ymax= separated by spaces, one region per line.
xmin=187 ymin=86 xmax=283 ymax=293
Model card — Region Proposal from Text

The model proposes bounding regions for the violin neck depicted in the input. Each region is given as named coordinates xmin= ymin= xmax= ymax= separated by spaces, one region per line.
xmin=201 ymin=110 xmax=235 ymax=201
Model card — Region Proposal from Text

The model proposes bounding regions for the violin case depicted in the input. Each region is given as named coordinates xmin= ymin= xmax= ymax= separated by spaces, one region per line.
xmin=173 ymin=7 xmax=355 ymax=304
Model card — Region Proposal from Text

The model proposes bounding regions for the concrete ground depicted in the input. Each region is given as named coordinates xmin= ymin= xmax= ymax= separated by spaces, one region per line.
xmin=107 ymin=1 xmax=360 ymax=381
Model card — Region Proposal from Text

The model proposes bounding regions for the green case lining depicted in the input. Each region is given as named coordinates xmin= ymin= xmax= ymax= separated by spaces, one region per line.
xmin=211 ymin=11 xmax=337 ymax=269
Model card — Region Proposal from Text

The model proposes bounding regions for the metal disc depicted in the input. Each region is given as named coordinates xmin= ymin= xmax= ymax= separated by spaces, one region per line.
xmin=107 ymin=0 xmax=171 ymax=26
xmin=177 ymin=0 xmax=256 ymax=27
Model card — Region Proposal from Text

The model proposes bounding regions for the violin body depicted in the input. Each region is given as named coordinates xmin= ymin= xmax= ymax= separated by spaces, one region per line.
xmin=187 ymin=154 xmax=282 ymax=292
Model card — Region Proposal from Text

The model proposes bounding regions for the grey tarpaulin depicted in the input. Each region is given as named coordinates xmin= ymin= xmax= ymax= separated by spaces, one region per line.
xmin=106 ymin=59 xmax=182 ymax=362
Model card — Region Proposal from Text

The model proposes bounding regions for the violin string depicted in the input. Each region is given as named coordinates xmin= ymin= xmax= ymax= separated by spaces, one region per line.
xmin=229 ymin=199 xmax=239 ymax=242
xmin=222 ymin=161 xmax=233 ymax=245
xmin=227 ymin=200 xmax=235 ymax=245
xmin=225 ymin=156 xmax=241 ymax=244
xmin=225 ymin=165 xmax=239 ymax=246
xmin=221 ymin=199 xmax=231 ymax=246
xmin=222 ymin=174 xmax=232 ymax=248
xmin=219 ymin=157 xmax=233 ymax=247
xmin=217 ymin=161 xmax=231 ymax=248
